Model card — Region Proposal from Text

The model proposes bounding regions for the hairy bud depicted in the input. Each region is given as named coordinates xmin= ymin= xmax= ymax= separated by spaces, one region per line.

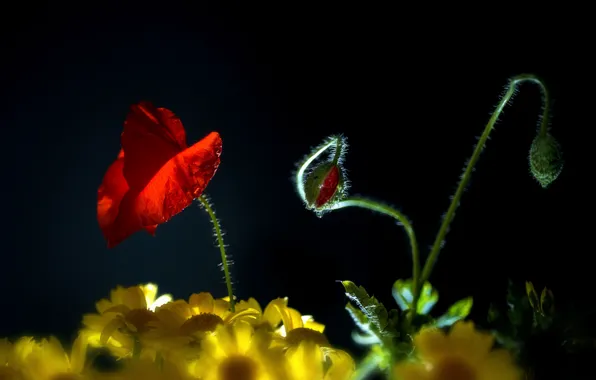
xmin=529 ymin=133 xmax=563 ymax=188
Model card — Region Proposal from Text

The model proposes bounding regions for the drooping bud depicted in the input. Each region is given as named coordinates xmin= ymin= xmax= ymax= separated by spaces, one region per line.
xmin=529 ymin=132 xmax=563 ymax=188
xmin=294 ymin=135 xmax=349 ymax=215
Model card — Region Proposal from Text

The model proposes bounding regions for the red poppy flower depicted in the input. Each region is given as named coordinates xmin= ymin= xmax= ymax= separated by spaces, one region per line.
xmin=97 ymin=102 xmax=222 ymax=248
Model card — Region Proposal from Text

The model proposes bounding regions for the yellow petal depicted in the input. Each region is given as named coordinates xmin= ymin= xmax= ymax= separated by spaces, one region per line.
xmin=70 ymin=333 xmax=88 ymax=373
xmin=100 ymin=318 xmax=125 ymax=345
xmin=96 ymin=298 xmax=114 ymax=314
xmin=234 ymin=321 xmax=254 ymax=354
xmin=448 ymin=321 xmax=494 ymax=359
xmin=189 ymin=292 xmax=215 ymax=313
xmin=478 ymin=349 xmax=523 ymax=380
xmin=413 ymin=328 xmax=449 ymax=362
xmin=303 ymin=316 xmax=325 ymax=333
xmin=277 ymin=307 xmax=304 ymax=334
xmin=141 ymin=283 xmax=158 ymax=306
xmin=262 ymin=298 xmax=287 ymax=328
xmin=394 ymin=362 xmax=431 ymax=380
xmin=123 ymin=286 xmax=148 ymax=309
xmin=225 ymin=308 xmax=260 ymax=324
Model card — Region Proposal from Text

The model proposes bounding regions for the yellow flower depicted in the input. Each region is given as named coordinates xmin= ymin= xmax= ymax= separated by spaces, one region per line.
xmin=142 ymin=293 xmax=260 ymax=357
xmin=190 ymin=320 xmax=286 ymax=380
xmin=0 ymin=338 xmax=24 ymax=379
xmin=81 ymin=283 xmax=172 ymax=358
xmin=286 ymin=341 xmax=355 ymax=380
xmin=92 ymin=358 xmax=188 ymax=380
xmin=394 ymin=321 xmax=522 ymax=380
xmin=9 ymin=335 xmax=87 ymax=380
xmin=264 ymin=298 xmax=327 ymax=349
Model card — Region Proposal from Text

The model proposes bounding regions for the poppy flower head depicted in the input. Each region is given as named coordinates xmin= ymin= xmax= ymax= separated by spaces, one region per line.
xmin=97 ymin=102 xmax=222 ymax=248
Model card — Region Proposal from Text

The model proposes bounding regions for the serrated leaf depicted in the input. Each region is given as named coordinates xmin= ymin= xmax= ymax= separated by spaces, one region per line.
xmin=341 ymin=281 xmax=389 ymax=333
xmin=345 ymin=303 xmax=368 ymax=330
xmin=526 ymin=281 xmax=540 ymax=312
xmin=435 ymin=297 xmax=473 ymax=328
xmin=392 ymin=279 xmax=438 ymax=314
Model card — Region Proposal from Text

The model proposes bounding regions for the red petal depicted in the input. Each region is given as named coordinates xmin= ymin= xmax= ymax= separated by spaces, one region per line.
xmin=121 ymin=102 xmax=188 ymax=191
xmin=134 ymin=131 xmax=222 ymax=227
xmin=97 ymin=150 xmax=159 ymax=248
xmin=315 ymin=165 xmax=340 ymax=208
xmin=97 ymin=150 xmax=128 ymax=238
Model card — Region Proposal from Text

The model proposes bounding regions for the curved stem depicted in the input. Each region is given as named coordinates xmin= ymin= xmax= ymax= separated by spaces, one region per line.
xmin=330 ymin=197 xmax=420 ymax=299
xmin=198 ymin=194 xmax=235 ymax=312
xmin=419 ymin=74 xmax=551 ymax=287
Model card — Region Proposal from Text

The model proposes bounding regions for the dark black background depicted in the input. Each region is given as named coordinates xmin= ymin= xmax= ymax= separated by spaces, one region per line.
xmin=0 ymin=1 xmax=589 ymax=376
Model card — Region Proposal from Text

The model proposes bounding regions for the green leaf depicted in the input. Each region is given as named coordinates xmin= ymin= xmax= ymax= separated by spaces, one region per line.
xmin=525 ymin=281 xmax=540 ymax=312
xmin=341 ymin=281 xmax=389 ymax=333
xmin=392 ymin=279 xmax=438 ymax=314
xmin=392 ymin=279 xmax=413 ymax=311
xmin=417 ymin=282 xmax=439 ymax=314
xmin=540 ymin=287 xmax=554 ymax=315
xmin=435 ymin=297 xmax=473 ymax=327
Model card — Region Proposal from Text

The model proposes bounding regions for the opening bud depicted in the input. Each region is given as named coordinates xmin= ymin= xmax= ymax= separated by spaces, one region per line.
xmin=295 ymin=135 xmax=349 ymax=215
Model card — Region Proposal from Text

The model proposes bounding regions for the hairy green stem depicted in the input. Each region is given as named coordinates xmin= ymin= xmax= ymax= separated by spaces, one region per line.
xmin=198 ymin=194 xmax=235 ymax=312
xmin=419 ymin=74 xmax=550 ymax=288
xmin=352 ymin=352 xmax=383 ymax=380
xmin=330 ymin=197 xmax=420 ymax=299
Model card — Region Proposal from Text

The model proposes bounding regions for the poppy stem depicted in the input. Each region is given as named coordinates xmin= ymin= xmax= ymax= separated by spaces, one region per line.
xmin=198 ymin=194 xmax=235 ymax=312
xmin=329 ymin=197 xmax=420 ymax=305
xmin=418 ymin=74 xmax=552 ymax=295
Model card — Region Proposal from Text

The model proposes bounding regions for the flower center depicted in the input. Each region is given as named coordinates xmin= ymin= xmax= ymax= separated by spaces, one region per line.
xmin=0 ymin=367 xmax=21 ymax=379
xmin=218 ymin=354 xmax=258 ymax=380
xmin=432 ymin=356 xmax=476 ymax=380
xmin=285 ymin=327 xmax=329 ymax=347
xmin=125 ymin=308 xmax=157 ymax=333
xmin=180 ymin=313 xmax=224 ymax=335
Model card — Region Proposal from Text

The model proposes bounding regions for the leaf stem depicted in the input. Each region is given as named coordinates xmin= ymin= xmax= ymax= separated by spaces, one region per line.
xmin=418 ymin=74 xmax=550 ymax=289
xmin=198 ymin=194 xmax=235 ymax=312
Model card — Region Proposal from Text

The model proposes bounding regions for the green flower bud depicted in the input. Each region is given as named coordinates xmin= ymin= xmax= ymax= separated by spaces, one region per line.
xmin=529 ymin=133 xmax=563 ymax=188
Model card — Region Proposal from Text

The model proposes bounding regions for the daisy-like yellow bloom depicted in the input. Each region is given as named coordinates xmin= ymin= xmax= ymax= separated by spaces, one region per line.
xmin=189 ymin=320 xmax=286 ymax=380
xmin=394 ymin=321 xmax=522 ymax=380
xmin=142 ymin=293 xmax=260 ymax=355
xmin=81 ymin=283 xmax=172 ymax=358
xmin=9 ymin=335 xmax=87 ymax=380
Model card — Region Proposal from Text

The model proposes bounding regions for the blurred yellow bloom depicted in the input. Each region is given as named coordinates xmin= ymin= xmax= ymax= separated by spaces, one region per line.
xmin=394 ymin=321 xmax=522 ymax=380
xmin=286 ymin=341 xmax=355 ymax=380
xmin=93 ymin=358 xmax=188 ymax=380
xmin=190 ymin=320 xmax=284 ymax=380
xmin=0 ymin=338 xmax=24 ymax=379
xmin=81 ymin=283 xmax=172 ymax=358
xmin=9 ymin=335 xmax=87 ymax=380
